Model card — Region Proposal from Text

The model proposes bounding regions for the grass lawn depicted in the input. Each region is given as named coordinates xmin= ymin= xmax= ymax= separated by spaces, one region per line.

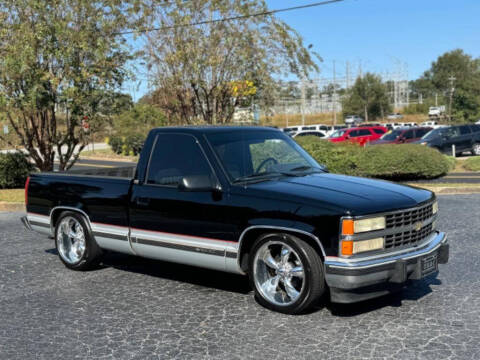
xmin=463 ymin=157 xmax=480 ymax=171
xmin=0 ymin=189 xmax=24 ymax=203
xmin=80 ymin=148 xmax=137 ymax=162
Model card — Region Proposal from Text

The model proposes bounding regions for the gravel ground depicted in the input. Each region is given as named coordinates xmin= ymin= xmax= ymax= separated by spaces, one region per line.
xmin=0 ymin=195 xmax=479 ymax=359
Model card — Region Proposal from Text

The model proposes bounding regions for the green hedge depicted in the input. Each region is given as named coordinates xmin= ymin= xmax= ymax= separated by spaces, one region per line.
xmin=464 ymin=157 xmax=480 ymax=171
xmin=108 ymin=134 xmax=145 ymax=156
xmin=296 ymin=137 xmax=451 ymax=180
xmin=0 ymin=152 xmax=34 ymax=189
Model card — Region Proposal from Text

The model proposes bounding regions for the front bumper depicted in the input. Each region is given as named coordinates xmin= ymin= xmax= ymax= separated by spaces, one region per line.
xmin=325 ymin=231 xmax=449 ymax=303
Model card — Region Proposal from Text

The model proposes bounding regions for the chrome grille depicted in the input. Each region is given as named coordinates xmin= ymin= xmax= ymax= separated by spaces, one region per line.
xmin=385 ymin=223 xmax=433 ymax=249
xmin=385 ymin=203 xmax=433 ymax=229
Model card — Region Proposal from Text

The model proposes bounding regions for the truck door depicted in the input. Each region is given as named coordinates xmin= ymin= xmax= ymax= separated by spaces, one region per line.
xmin=458 ymin=125 xmax=473 ymax=152
xmin=129 ymin=133 xmax=236 ymax=272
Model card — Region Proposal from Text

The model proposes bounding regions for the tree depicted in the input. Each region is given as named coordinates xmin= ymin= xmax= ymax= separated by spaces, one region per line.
xmin=342 ymin=73 xmax=391 ymax=121
xmin=418 ymin=49 xmax=480 ymax=122
xmin=141 ymin=0 xmax=320 ymax=124
xmin=0 ymin=1 xmax=137 ymax=171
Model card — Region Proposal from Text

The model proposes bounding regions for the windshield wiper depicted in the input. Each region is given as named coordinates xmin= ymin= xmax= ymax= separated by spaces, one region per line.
xmin=232 ymin=172 xmax=281 ymax=184
xmin=286 ymin=165 xmax=324 ymax=173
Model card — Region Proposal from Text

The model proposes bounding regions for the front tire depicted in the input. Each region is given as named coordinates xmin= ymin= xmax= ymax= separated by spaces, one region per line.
xmin=55 ymin=211 xmax=102 ymax=270
xmin=248 ymin=233 xmax=325 ymax=314
xmin=471 ymin=143 xmax=480 ymax=156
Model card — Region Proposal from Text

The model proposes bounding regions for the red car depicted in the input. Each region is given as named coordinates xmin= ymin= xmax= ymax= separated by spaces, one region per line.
xmin=328 ymin=126 xmax=387 ymax=146
xmin=369 ymin=127 xmax=432 ymax=145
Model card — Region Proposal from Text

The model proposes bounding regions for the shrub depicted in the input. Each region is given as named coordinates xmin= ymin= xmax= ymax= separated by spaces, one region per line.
xmin=109 ymin=135 xmax=124 ymax=154
xmin=0 ymin=152 xmax=35 ymax=189
xmin=123 ymin=134 xmax=144 ymax=156
xmin=295 ymin=137 xmax=450 ymax=180
xmin=108 ymin=134 xmax=145 ymax=156
xmin=464 ymin=157 xmax=480 ymax=171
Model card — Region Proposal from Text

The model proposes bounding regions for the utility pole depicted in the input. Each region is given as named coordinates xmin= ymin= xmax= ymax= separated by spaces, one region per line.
xmin=448 ymin=76 xmax=456 ymax=123
xmin=300 ymin=78 xmax=306 ymax=126
xmin=346 ymin=61 xmax=350 ymax=89
xmin=333 ymin=60 xmax=337 ymax=126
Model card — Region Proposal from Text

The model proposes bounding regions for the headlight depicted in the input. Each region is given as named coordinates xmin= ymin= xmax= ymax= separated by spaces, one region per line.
xmin=432 ymin=200 xmax=438 ymax=214
xmin=341 ymin=237 xmax=384 ymax=256
xmin=341 ymin=216 xmax=386 ymax=235
xmin=420 ymin=142 xmax=427 ymax=146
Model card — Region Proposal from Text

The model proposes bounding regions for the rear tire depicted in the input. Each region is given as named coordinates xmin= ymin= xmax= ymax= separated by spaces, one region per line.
xmin=248 ymin=233 xmax=325 ymax=314
xmin=55 ymin=211 xmax=102 ymax=271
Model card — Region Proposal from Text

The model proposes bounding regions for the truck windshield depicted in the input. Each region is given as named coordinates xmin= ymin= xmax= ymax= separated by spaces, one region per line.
xmin=206 ymin=130 xmax=322 ymax=182
xmin=421 ymin=128 xmax=442 ymax=140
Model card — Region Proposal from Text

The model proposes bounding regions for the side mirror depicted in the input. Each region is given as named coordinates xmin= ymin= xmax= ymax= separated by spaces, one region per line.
xmin=178 ymin=175 xmax=221 ymax=192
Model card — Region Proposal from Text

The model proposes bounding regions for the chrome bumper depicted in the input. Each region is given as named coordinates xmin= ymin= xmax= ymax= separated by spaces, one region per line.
xmin=325 ymin=231 xmax=449 ymax=303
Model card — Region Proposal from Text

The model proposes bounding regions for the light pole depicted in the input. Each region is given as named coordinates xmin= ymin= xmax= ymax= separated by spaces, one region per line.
xmin=448 ymin=75 xmax=456 ymax=123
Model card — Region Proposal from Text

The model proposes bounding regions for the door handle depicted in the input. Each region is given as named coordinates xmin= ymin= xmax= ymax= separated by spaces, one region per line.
xmin=136 ymin=197 xmax=150 ymax=206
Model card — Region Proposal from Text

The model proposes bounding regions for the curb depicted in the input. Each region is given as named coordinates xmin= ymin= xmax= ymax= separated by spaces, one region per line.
xmin=0 ymin=202 xmax=25 ymax=212
xmin=407 ymin=185 xmax=480 ymax=195
xmin=79 ymin=156 xmax=137 ymax=163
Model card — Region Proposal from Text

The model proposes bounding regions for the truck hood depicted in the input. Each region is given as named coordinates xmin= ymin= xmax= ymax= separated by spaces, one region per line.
xmin=241 ymin=173 xmax=434 ymax=216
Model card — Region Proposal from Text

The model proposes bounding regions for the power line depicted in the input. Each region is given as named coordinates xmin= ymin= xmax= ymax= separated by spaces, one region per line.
xmin=116 ymin=0 xmax=346 ymax=35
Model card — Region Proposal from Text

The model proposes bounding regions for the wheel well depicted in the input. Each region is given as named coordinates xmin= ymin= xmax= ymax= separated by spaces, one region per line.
xmin=238 ymin=228 xmax=326 ymax=273
xmin=50 ymin=208 xmax=91 ymax=231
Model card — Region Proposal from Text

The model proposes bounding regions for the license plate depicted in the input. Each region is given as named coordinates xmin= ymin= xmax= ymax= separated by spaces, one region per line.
xmin=421 ymin=254 xmax=438 ymax=276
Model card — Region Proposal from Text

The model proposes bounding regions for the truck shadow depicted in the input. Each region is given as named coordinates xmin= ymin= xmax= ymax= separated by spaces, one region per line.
xmin=325 ymin=276 xmax=442 ymax=317
xmin=45 ymin=248 xmax=441 ymax=314
xmin=100 ymin=251 xmax=251 ymax=294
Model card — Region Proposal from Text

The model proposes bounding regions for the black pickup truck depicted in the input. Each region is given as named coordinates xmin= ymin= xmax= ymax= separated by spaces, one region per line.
xmin=22 ymin=127 xmax=449 ymax=314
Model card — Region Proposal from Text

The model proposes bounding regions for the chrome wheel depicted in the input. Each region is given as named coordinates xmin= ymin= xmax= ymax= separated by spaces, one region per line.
xmin=56 ymin=216 xmax=86 ymax=265
xmin=253 ymin=241 xmax=305 ymax=306
xmin=473 ymin=144 xmax=480 ymax=155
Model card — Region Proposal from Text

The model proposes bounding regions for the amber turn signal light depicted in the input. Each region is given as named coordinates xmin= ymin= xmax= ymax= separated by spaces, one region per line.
xmin=341 ymin=219 xmax=354 ymax=236
xmin=341 ymin=240 xmax=353 ymax=256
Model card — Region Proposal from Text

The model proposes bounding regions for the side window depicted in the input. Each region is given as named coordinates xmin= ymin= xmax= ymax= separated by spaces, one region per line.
xmin=404 ymin=130 xmax=414 ymax=139
xmin=459 ymin=125 xmax=471 ymax=135
xmin=357 ymin=129 xmax=371 ymax=136
xmin=373 ymin=128 xmax=385 ymax=134
xmin=146 ymin=134 xmax=212 ymax=186
xmin=348 ymin=130 xmax=359 ymax=137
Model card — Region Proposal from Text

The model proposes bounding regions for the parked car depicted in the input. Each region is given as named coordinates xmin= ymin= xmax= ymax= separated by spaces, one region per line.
xmin=402 ymin=122 xmax=418 ymax=127
xmin=344 ymin=115 xmax=364 ymax=125
xmin=358 ymin=122 xmax=382 ymax=127
xmin=428 ymin=106 xmax=446 ymax=118
xmin=22 ymin=126 xmax=448 ymax=314
xmin=292 ymin=130 xmax=327 ymax=138
xmin=416 ymin=124 xmax=480 ymax=155
xmin=282 ymin=126 xmax=299 ymax=135
xmin=325 ymin=125 xmax=347 ymax=137
xmin=329 ymin=126 xmax=388 ymax=146
xmin=387 ymin=113 xmax=403 ymax=120
xmin=420 ymin=120 xmax=445 ymax=129
xmin=476 ymin=119 xmax=480 ymax=125
xmin=369 ymin=127 xmax=432 ymax=145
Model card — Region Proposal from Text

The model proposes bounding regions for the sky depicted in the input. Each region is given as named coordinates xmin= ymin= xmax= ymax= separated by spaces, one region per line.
xmin=124 ymin=0 xmax=480 ymax=100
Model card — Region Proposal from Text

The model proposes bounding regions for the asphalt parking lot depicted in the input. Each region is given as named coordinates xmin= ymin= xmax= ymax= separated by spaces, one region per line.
xmin=1 ymin=195 xmax=479 ymax=359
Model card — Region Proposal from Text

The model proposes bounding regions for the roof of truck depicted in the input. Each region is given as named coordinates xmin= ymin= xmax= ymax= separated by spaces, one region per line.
xmin=153 ymin=126 xmax=280 ymax=134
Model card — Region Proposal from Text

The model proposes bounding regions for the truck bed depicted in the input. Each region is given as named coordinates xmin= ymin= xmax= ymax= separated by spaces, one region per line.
xmin=26 ymin=168 xmax=134 ymax=232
